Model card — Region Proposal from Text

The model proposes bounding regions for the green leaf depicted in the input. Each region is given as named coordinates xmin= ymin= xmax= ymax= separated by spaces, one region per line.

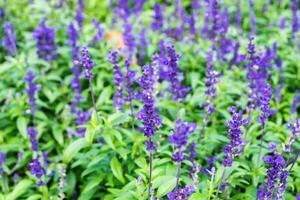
xmin=103 ymin=128 xmax=115 ymax=150
xmin=16 ymin=117 xmax=27 ymax=139
xmin=107 ymin=112 xmax=130 ymax=126
xmin=52 ymin=125 xmax=64 ymax=146
xmin=63 ymin=138 xmax=87 ymax=163
xmin=188 ymin=193 xmax=206 ymax=200
xmin=82 ymin=175 xmax=104 ymax=193
xmin=6 ymin=179 xmax=32 ymax=200
xmin=110 ymin=156 xmax=125 ymax=183
xmin=156 ymin=176 xmax=177 ymax=198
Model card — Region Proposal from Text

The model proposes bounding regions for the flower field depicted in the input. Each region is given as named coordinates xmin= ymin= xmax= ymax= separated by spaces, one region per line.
xmin=1 ymin=0 xmax=300 ymax=199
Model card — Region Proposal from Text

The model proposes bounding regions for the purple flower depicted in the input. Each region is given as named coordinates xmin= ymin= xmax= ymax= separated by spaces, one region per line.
xmin=33 ymin=20 xmax=58 ymax=61
xmin=0 ymin=7 xmax=4 ymax=19
xmin=257 ymin=153 xmax=287 ymax=200
xmin=89 ymin=18 xmax=104 ymax=47
xmin=203 ymin=50 xmax=220 ymax=114
xmin=151 ymin=3 xmax=164 ymax=32
xmin=137 ymin=65 xmax=162 ymax=151
xmin=24 ymin=70 xmax=40 ymax=116
xmin=75 ymin=110 xmax=91 ymax=137
xmin=279 ymin=17 xmax=286 ymax=29
xmin=0 ymin=151 xmax=6 ymax=175
xmin=79 ymin=47 xmax=95 ymax=80
xmin=167 ymin=185 xmax=194 ymax=200
xmin=67 ymin=22 xmax=79 ymax=60
xmin=291 ymin=0 xmax=299 ymax=33
xmin=75 ymin=8 xmax=85 ymax=29
xmin=296 ymin=195 xmax=300 ymax=200
xmin=188 ymin=142 xmax=196 ymax=162
xmin=108 ymin=51 xmax=125 ymax=111
xmin=166 ymin=45 xmax=190 ymax=101
xmin=285 ymin=119 xmax=300 ymax=152
xmin=27 ymin=127 xmax=39 ymax=152
xmin=275 ymin=83 xmax=284 ymax=106
xmin=201 ymin=156 xmax=216 ymax=176
xmin=78 ymin=0 xmax=84 ymax=10
xmin=222 ymin=106 xmax=249 ymax=167
xmin=291 ymin=92 xmax=300 ymax=115
xmin=28 ymin=156 xmax=44 ymax=186
xmin=123 ymin=19 xmax=135 ymax=57
xmin=248 ymin=0 xmax=256 ymax=35
xmin=234 ymin=0 xmax=242 ymax=29
xmin=2 ymin=22 xmax=17 ymax=56
xmin=169 ymin=119 xmax=196 ymax=162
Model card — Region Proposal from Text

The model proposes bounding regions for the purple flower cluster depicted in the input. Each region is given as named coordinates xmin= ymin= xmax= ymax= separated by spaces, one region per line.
xmin=201 ymin=156 xmax=216 ymax=176
xmin=291 ymin=92 xmax=300 ymax=115
xmin=285 ymin=119 xmax=300 ymax=152
xmin=222 ymin=106 xmax=249 ymax=167
xmin=75 ymin=0 xmax=85 ymax=29
xmin=291 ymin=0 xmax=299 ymax=33
xmin=137 ymin=65 xmax=162 ymax=151
xmin=2 ymin=22 xmax=17 ymax=56
xmin=167 ymin=185 xmax=194 ymax=200
xmin=248 ymin=0 xmax=256 ymax=35
xmin=24 ymin=70 xmax=40 ymax=116
xmin=166 ymin=45 xmax=189 ymax=101
xmin=0 ymin=151 xmax=6 ymax=175
xmin=79 ymin=47 xmax=95 ymax=80
xmin=257 ymin=152 xmax=287 ymax=200
xmin=33 ymin=20 xmax=58 ymax=61
xmin=203 ymin=50 xmax=220 ymax=114
xmin=151 ymin=3 xmax=163 ymax=32
xmin=169 ymin=119 xmax=196 ymax=162
xmin=67 ymin=22 xmax=79 ymax=60
xmin=89 ymin=18 xmax=104 ymax=47
xmin=108 ymin=51 xmax=125 ymax=111
xmin=27 ymin=127 xmax=39 ymax=152
xmin=28 ymin=156 xmax=44 ymax=186
xmin=123 ymin=19 xmax=135 ymax=57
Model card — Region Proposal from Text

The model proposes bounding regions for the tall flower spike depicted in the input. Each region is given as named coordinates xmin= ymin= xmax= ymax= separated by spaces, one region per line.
xmin=27 ymin=127 xmax=39 ymax=152
xmin=28 ymin=156 xmax=44 ymax=186
xmin=33 ymin=20 xmax=58 ymax=61
xmin=169 ymin=119 xmax=197 ymax=162
xmin=2 ymin=22 xmax=17 ymax=56
xmin=248 ymin=0 xmax=256 ymax=35
xmin=291 ymin=0 xmax=299 ymax=33
xmin=285 ymin=119 xmax=300 ymax=152
xmin=257 ymin=152 xmax=287 ymax=200
xmin=203 ymin=50 xmax=220 ymax=114
xmin=137 ymin=64 xmax=162 ymax=150
xmin=89 ymin=18 xmax=104 ymax=47
xmin=67 ymin=22 xmax=79 ymax=60
xmin=79 ymin=47 xmax=95 ymax=80
xmin=291 ymin=92 xmax=300 ymax=116
xmin=24 ymin=70 xmax=40 ymax=116
xmin=151 ymin=3 xmax=163 ymax=32
xmin=123 ymin=19 xmax=135 ymax=58
xmin=0 ymin=151 xmax=6 ymax=175
xmin=222 ymin=106 xmax=249 ymax=167
xmin=167 ymin=45 xmax=190 ymax=101
xmin=167 ymin=185 xmax=194 ymax=200
xmin=108 ymin=51 xmax=125 ymax=111
xmin=75 ymin=8 xmax=85 ymax=29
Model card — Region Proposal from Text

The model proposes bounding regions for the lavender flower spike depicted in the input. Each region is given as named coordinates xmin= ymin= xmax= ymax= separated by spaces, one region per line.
xmin=151 ymin=3 xmax=163 ymax=32
xmin=2 ymin=22 xmax=17 ymax=56
xmin=0 ymin=151 xmax=6 ymax=175
xmin=257 ymin=152 xmax=287 ymax=200
xmin=27 ymin=127 xmax=39 ymax=152
xmin=291 ymin=92 xmax=300 ymax=116
xmin=24 ymin=70 xmax=40 ymax=116
xmin=108 ymin=51 xmax=125 ymax=111
xmin=169 ymin=119 xmax=197 ymax=163
xmin=222 ymin=106 xmax=249 ymax=167
xmin=167 ymin=45 xmax=190 ymax=101
xmin=28 ymin=156 xmax=44 ymax=186
xmin=33 ymin=20 xmax=58 ymax=61
xmin=291 ymin=0 xmax=299 ymax=33
xmin=137 ymin=65 xmax=162 ymax=150
xmin=137 ymin=64 xmax=161 ymax=197
xmin=167 ymin=185 xmax=194 ymax=200
xmin=79 ymin=47 xmax=95 ymax=80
